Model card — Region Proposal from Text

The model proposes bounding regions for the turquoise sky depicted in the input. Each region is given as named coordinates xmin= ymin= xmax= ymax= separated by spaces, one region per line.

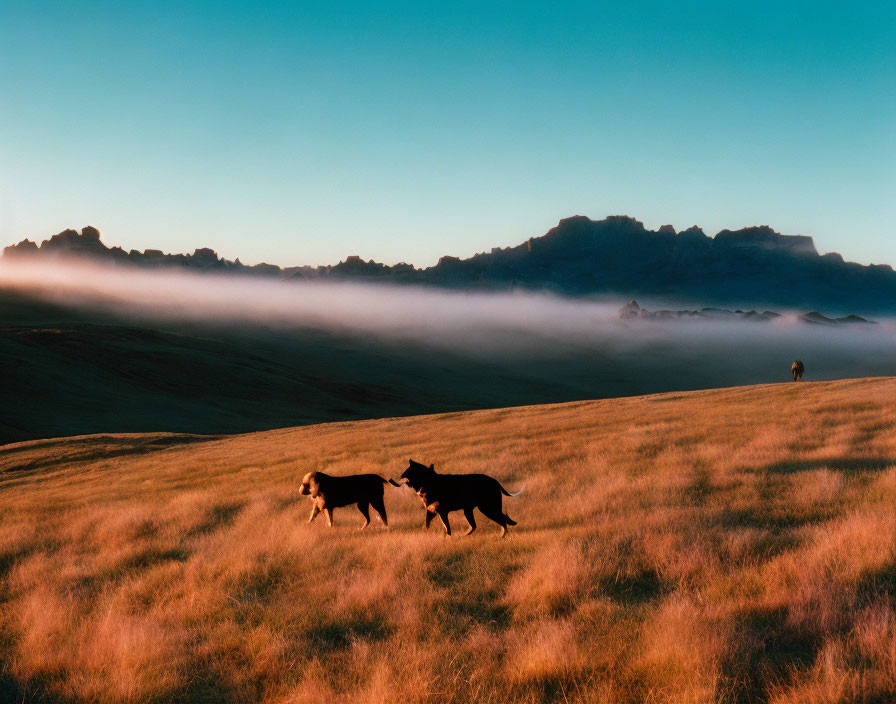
xmin=2 ymin=1 xmax=894 ymax=267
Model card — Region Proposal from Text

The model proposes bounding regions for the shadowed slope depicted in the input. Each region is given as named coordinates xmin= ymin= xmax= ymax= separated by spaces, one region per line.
xmin=3 ymin=282 xmax=896 ymax=446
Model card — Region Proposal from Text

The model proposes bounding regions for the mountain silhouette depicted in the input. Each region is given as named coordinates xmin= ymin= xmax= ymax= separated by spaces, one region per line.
xmin=5 ymin=216 xmax=896 ymax=314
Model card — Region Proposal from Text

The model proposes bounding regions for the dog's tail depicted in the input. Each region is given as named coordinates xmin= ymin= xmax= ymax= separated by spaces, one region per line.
xmin=382 ymin=477 xmax=403 ymax=487
xmin=498 ymin=482 xmax=524 ymax=497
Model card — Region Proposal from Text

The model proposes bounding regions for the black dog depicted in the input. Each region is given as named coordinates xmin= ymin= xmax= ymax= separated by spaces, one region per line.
xmin=398 ymin=459 xmax=520 ymax=537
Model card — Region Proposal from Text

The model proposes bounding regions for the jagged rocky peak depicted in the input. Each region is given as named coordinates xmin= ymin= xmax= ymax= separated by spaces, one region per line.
xmin=44 ymin=226 xmax=104 ymax=249
xmin=331 ymin=255 xmax=390 ymax=277
xmin=555 ymin=214 xmax=592 ymax=227
xmin=1 ymin=225 xmax=246 ymax=273
xmin=537 ymin=215 xmax=649 ymax=250
xmin=674 ymin=226 xmax=711 ymax=250
xmin=3 ymin=226 xmax=108 ymax=258
xmin=657 ymin=224 xmax=677 ymax=235
xmin=603 ymin=214 xmax=645 ymax=228
xmin=800 ymin=311 xmax=874 ymax=326
xmin=679 ymin=225 xmax=707 ymax=238
xmin=594 ymin=215 xmax=649 ymax=238
xmin=435 ymin=255 xmax=463 ymax=268
xmin=550 ymin=214 xmax=646 ymax=233
xmin=619 ymin=300 xmax=641 ymax=319
xmin=189 ymin=247 xmax=221 ymax=267
xmin=713 ymin=226 xmax=818 ymax=256
xmin=619 ymin=302 xmax=874 ymax=326
xmin=250 ymin=262 xmax=281 ymax=275
xmin=3 ymin=238 xmax=39 ymax=257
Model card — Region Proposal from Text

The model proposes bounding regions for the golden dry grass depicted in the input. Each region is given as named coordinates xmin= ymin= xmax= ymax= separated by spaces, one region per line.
xmin=2 ymin=378 xmax=896 ymax=703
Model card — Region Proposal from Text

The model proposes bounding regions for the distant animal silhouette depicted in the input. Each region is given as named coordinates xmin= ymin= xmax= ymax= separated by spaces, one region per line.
xmin=791 ymin=360 xmax=805 ymax=382
xmin=299 ymin=471 xmax=399 ymax=529
xmin=398 ymin=459 xmax=521 ymax=537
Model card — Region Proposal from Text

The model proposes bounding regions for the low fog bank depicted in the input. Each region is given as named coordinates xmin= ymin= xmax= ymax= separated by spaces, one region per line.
xmin=0 ymin=258 xmax=627 ymax=352
xmin=2 ymin=257 xmax=894 ymax=362
xmin=2 ymin=258 xmax=896 ymax=443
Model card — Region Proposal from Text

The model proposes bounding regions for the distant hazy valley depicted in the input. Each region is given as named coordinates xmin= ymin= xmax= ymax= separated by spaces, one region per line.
xmin=3 ymin=217 xmax=895 ymax=444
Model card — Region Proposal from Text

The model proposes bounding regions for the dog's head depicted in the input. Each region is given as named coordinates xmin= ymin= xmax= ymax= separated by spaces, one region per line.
xmin=399 ymin=459 xmax=436 ymax=491
xmin=299 ymin=471 xmax=320 ymax=497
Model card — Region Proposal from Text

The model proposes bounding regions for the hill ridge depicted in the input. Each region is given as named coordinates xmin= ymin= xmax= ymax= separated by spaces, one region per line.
xmin=5 ymin=215 xmax=896 ymax=313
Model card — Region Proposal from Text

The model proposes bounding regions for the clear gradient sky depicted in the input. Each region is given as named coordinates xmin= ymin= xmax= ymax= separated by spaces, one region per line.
xmin=1 ymin=1 xmax=894 ymax=267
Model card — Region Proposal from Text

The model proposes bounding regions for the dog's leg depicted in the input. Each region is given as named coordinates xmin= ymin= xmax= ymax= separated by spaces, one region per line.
xmin=357 ymin=502 xmax=371 ymax=530
xmin=325 ymin=508 xmax=334 ymax=528
xmin=308 ymin=504 xmax=321 ymax=523
xmin=371 ymin=497 xmax=388 ymax=527
xmin=424 ymin=508 xmax=435 ymax=529
xmin=463 ymin=508 xmax=477 ymax=536
xmin=438 ymin=511 xmax=451 ymax=536
xmin=499 ymin=514 xmax=516 ymax=538
xmin=480 ymin=504 xmax=515 ymax=537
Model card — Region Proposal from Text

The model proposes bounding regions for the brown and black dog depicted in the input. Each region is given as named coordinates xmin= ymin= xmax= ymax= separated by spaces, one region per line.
xmin=398 ymin=459 xmax=521 ymax=537
xmin=299 ymin=471 xmax=400 ymax=529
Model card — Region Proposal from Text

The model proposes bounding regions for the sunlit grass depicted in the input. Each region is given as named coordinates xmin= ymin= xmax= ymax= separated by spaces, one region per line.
xmin=2 ymin=378 xmax=896 ymax=702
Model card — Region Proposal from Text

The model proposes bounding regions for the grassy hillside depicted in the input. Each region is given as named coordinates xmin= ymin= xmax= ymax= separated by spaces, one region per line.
xmin=2 ymin=378 xmax=896 ymax=702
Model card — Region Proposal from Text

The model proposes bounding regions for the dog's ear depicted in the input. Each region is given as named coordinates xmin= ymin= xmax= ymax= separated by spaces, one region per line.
xmin=429 ymin=463 xmax=435 ymax=471
xmin=308 ymin=473 xmax=320 ymax=498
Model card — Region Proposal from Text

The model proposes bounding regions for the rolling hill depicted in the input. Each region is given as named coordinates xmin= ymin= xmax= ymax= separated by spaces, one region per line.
xmin=2 ymin=378 xmax=896 ymax=702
